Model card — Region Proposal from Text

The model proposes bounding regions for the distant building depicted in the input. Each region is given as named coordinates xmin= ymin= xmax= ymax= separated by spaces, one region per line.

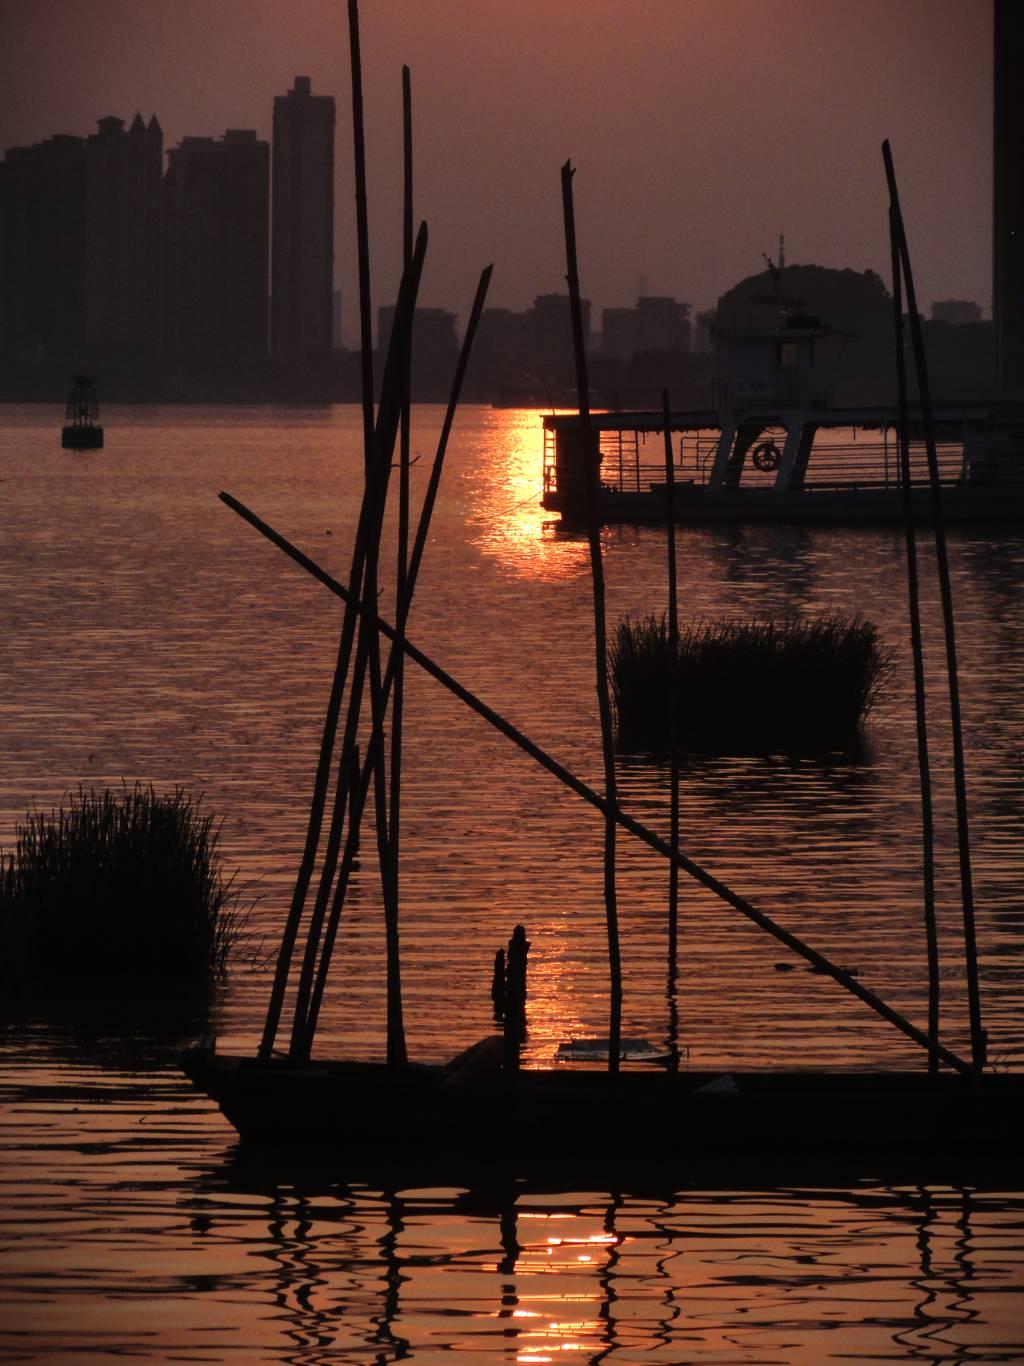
xmin=602 ymin=296 xmax=691 ymax=358
xmin=468 ymin=308 xmax=531 ymax=391
xmin=995 ymin=0 xmax=1024 ymax=391
xmin=601 ymin=307 xmax=639 ymax=360
xmin=377 ymin=303 xmax=458 ymax=395
xmin=163 ymin=130 xmax=269 ymax=367
xmin=529 ymin=293 xmax=589 ymax=381
xmin=637 ymin=296 xmax=691 ymax=352
xmin=271 ymin=76 xmax=335 ymax=364
xmin=931 ymin=299 xmax=983 ymax=325
xmin=84 ymin=113 xmax=163 ymax=364
xmin=694 ymin=309 xmax=717 ymax=353
xmin=332 ymin=289 xmax=343 ymax=350
xmin=0 ymin=134 xmax=87 ymax=367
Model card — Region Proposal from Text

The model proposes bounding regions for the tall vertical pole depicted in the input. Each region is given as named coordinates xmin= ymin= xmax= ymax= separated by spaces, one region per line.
xmin=348 ymin=0 xmax=375 ymax=461
xmin=382 ymin=63 xmax=415 ymax=1067
xmin=888 ymin=206 xmax=940 ymax=1071
xmin=662 ymin=391 xmax=681 ymax=1072
xmin=883 ymin=140 xmax=985 ymax=1070
xmin=561 ymin=160 xmax=623 ymax=1073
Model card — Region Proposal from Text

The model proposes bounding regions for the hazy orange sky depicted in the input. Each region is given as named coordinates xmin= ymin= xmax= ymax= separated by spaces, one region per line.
xmin=0 ymin=0 xmax=992 ymax=336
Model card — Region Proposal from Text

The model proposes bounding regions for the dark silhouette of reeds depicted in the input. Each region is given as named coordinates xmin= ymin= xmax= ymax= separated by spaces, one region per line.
xmin=1 ymin=784 xmax=246 ymax=992
xmin=609 ymin=611 xmax=891 ymax=751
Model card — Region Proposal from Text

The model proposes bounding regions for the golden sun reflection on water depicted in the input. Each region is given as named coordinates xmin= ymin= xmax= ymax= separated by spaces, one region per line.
xmin=464 ymin=409 xmax=589 ymax=581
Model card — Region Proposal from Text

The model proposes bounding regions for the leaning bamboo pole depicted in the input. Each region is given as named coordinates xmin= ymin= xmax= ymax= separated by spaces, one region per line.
xmin=220 ymin=491 xmax=975 ymax=1077
xmin=883 ymin=140 xmax=986 ymax=1070
xmin=256 ymin=347 xmax=391 ymax=1057
xmin=299 ymin=265 xmax=493 ymax=1052
xmin=887 ymin=205 xmax=940 ymax=1070
xmin=561 ymin=160 xmax=623 ymax=1074
xmin=661 ymin=390 xmax=681 ymax=1072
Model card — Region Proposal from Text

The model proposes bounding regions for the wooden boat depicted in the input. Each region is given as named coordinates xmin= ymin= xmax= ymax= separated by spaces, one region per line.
xmin=182 ymin=1040 xmax=1024 ymax=1167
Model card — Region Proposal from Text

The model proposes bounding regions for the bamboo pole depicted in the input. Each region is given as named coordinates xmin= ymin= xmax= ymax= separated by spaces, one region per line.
xmin=367 ymin=621 xmax=406 ymax=1066
xmin=288 ymin=224 xmax=428 ymax=1061
xmin=302 ymin=745 xmax=365 ymax=1051
xmin=345 ymin=1 xmax=393 ymax=1058
xmin=561 ymin=160 xmax=623 ymax=1074
xmin=220 ymin=491 xmax=976 ymax=1077
xmin=883 ymin=140 xmax=986 ymax=1070
xmin=256 ymin=569 xmax=360 ymax=1060
xmin=257 ymin=0 xmax=378 ymax=1063
xmin=380 ymin=62 xmax=415 ymax=1065
xmin=390 ymin=65 xmax=413 ymax=861
xmin=256 ymin=265 xmax=399 ymax=1058
xmin=887 ymin=206 xmax=940 ymax=1071
xmin=661 ymin=390 xmax=681 ymax=1072
xmin=300 ymin=265 xmax=493 ymax=1049
xmin=348 ymin=0 xmax=375 ymax=460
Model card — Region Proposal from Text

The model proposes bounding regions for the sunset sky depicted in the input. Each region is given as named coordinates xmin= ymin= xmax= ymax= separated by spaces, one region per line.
xmin=0 ymin=0 xmax=992 ymax=334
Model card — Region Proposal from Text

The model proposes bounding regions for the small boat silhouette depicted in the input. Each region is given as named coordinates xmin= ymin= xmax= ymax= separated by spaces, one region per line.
xmin=62 ymin=373 xmax=104 ymax=450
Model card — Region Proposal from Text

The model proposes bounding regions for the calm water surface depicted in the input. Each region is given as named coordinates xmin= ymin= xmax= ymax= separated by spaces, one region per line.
xmin=1 ymin=404 xmax=1022 ymax=1361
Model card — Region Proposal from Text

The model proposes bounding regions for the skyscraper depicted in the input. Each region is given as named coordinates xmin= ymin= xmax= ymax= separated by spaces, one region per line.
xmin=0 ymin=134 xmax=87 ymax=371
xmin=163 ymin=130 xmax=269 ymax=370
xmin=271 ymin=76 xmax=335 ymax=365
xmin=84 ymin=112 xmax=163 ymax=364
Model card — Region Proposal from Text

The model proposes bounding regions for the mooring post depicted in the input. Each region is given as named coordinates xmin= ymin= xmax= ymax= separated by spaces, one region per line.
xmin=503 ymin=924 xmax=530 ymax=1073
xmin=491 ymin=947 xmax=506 ymax=1018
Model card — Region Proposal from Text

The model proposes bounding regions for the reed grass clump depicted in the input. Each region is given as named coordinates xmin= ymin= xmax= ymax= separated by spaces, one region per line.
xmin=1 ymin=785 xmax=247 ymax=994
xmin=609 ymin=611 xmax=891 ymax=751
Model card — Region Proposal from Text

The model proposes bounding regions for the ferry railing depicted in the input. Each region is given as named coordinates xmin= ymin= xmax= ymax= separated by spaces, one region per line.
xmin=588 ymin=432 xmax=966 ymax=495
xmin=547 ymin=424 xmax=969 ymax=498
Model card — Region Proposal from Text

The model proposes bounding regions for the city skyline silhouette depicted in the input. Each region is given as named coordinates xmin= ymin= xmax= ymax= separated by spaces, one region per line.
xmin=0 ymin=0 xmax=992 ymax=326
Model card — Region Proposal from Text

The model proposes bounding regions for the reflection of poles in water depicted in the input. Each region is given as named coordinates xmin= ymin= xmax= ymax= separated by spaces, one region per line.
xmin=498 ymin=1202 xmax=521 ymax=1280
xmin=891 ymin=1183 xmax=979 ymax=1361
xmin=264 ymin=1189 xmax=346 ymax=1360
xmin=373 ymin=1190 xmax=411 ymax=1361
xmin=650 ymin=1201 xmax=683 ymax=1357
xmin=894 ymin=1185 xmax=943 ymax=1359
xmin=591 ymin=1193 xmax=623 ymax=1366
xmin=949 ymin=1186 xmax=980 ymax=1335
xmin=498 ymin=1196 xmax=521 ymax=1334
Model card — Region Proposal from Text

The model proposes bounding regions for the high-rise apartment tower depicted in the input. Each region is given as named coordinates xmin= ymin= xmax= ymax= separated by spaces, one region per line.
xmin=271 ymin=76 xmax=335 ymax=364
xmin=995 ymin=0 xmax=1024 ymax=392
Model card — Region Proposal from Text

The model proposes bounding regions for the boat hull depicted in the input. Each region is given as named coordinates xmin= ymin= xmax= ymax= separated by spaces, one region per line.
xmin=544 ymin=482 xmax=1024 ymax=528
xmin=182 ymin=1049 xmax=1024 ymax=1170
xmin=61 ymin=425 xmax=104 ymax=450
